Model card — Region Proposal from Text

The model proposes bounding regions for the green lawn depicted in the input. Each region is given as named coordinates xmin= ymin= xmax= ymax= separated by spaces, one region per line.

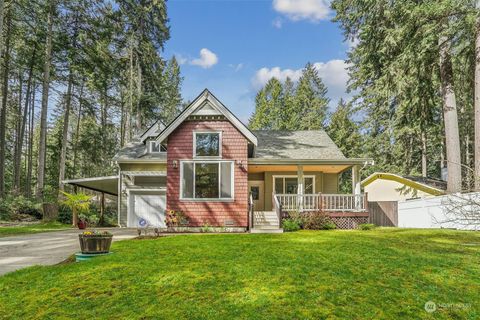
xmin=0 ymin=229 xmax=479 ymax=319
xmin=0 ymin=222 xmax=71 ymax=237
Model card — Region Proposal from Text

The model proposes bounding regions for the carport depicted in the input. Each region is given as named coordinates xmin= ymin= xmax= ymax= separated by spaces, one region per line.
xmin=63 ymin=176 xmax=119 ymax=224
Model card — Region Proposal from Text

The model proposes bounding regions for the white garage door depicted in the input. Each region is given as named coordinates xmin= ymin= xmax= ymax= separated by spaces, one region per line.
xmin=128 ymin=192 xmax=166 ymax=228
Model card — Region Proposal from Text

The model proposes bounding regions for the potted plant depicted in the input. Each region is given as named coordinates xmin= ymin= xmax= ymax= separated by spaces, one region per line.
xmin=78 ymin=214 xmax=88 ymax=229
xmin=79 ymin=230 xmax=113 ymax=254
xmin=60 ymin=191 xmax=92 ymax=229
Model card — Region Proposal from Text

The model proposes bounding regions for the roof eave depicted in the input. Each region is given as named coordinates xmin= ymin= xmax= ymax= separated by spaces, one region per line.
xmin=361 ymin=172 xmax=445 ymax=195
xmin=248 ymin=158 xmax=374 ymax=165
xmin=116 ymin=159 xmax=168 ymax=164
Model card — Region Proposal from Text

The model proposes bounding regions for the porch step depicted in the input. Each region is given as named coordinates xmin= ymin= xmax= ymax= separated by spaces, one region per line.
xmin=250 ymin=228 xmax=283 ymax=234
xmin=251 ymin=211 xmax=283 ymax=233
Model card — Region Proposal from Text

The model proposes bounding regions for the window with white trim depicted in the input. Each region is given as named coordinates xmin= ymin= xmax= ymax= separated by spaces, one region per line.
xmin=274 ymin=176 xmax=315 ymax=194
xmin=181 ymin=161 xmax=233 ymax=200
xmin=194 ymin=132 xmax=220 ymax=157
xmin=149 ymin=141 xmax=167 ymax=153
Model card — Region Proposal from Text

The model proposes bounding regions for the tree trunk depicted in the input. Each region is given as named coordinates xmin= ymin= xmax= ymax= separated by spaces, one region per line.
xmin=466 ymin=134 xmax=472 ymax=191
xmin=135 ymin=57 xmax=142 ymax=133
xmin=58 ymin=71 xmax=74 ymax=192
xmin=127 ymin=45 xmax=133 ymax=143
xmin=475 ymin=0 xmax=480 ymax=190
xmin=26 ymin=81 xmax=36 ymax=197
xmin=72 ymin=82 xmax=84 ymax=177
xmin=99 ymin=192 xmax=105 ymax=226
xmin=36 ymin=0 xmax=55 ymax=200
xmin=14 ymin=47 xmax=36 ymax=194
xmin=439 ymin=35 xmax=462 ymax=193
xmin=421 ymin=130 xmax=427 ymax=177
xmin=72 ymin=207 xmax=77 ymax=227
xmin=13 ymin=71 xmax=24 ymax=194
xmin=0 ymin=10 xmax=11 ymax=197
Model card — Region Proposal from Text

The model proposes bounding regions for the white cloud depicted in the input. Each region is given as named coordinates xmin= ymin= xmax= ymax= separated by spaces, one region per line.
xmin=251 ymin=59 xmax=351 ymax=102
xmin=273 ymin=0 xmax=331 ymax=22
xmin=272 ymin=17 xmax=283 ymax=29
xmin=229 ymin=63 xmax=244 ymax=72
xmin=190 ymin=48 xmax=218 ymax=68
xmin=175 ymin=54 xmax=187 ymax=65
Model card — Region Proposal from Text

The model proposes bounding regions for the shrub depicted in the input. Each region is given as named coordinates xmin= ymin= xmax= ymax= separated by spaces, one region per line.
xmin=322 ymin=222 xmax=337 ymax=230
xmin=88 ymin=214 xmax=99 ymax=226
xmin=0 ymin=196 xmax=42 ymax=221
xmin=165 ymin=210 xmax=189 ymax=227
xmin=303 ymin=212 xmax=335 ymax=230
xmin=282 ymin=219 xmax=301 ymax=232
xmin=358 ymin=223 xmax=377 ymax=230
xmin=201 ymin=223 xmax=212 ymax=233
xmin=57 ymin=208 xmax=72 ymax=224
xmin=287 ymin=211 xmax=306 ymax=228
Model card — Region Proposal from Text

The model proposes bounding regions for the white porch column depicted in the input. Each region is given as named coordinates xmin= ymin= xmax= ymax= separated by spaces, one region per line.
xmin=352 ymin=165 xmax=361 ymax=209
xmin=297 ymin=165 xmax=304 ymax=211
xmin=352 ymin=165 xmax=361 ymax=195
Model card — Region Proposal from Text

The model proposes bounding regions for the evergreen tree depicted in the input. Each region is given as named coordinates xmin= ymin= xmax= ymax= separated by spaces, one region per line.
xmin=249 ymin=78 xmax=284 ymax=130
xmin=291 ymin=63 xmax=329 ymax=130
xmin=327 ymin=99 xmax=362 ymax=158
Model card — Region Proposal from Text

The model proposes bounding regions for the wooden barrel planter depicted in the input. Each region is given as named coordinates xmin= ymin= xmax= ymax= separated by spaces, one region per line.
xmin=78 ymin=233 xmax=113 ymax=254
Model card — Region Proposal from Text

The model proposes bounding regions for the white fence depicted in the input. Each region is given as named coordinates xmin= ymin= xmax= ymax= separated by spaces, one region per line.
xmin=398 ymin=192 xmax=480 ymax=230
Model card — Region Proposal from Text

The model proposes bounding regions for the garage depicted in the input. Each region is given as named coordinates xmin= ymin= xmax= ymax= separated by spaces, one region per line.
xmin=128 ymin=191 xmax=166 ymax=228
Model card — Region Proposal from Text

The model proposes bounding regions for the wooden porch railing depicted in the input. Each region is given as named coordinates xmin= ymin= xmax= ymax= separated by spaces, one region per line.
xmin=272 ymin=192 xmax=283 ymax=228
xmin=274 ymin=193 xmax=368 ymax=212
xmin=248 ymin=193 xmax=254 ymax=229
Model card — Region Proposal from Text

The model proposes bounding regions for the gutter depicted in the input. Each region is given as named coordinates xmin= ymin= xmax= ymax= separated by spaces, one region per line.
xmin=248 ymin=158 xmax=374 ymax=165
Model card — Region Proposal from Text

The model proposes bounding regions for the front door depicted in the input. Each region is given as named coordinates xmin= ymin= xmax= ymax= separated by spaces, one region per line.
xmin=248 ymin=181 xmax=264 ymax=211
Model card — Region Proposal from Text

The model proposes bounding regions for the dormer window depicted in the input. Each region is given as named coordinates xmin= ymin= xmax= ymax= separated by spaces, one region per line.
xmin=194 ymin=132 xmax=221 ymax=157
xmin=149 ymin=141 xmax=167 ymax=153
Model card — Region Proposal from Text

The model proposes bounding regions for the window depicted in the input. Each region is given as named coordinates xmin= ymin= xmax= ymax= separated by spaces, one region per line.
xmin=250 ymin=186 xmax=259 ymax=200
xmin=181 ymin=161 xmax=233 ymax=200
xmin=194 ymin=132 xmax=220 ymax=157
xmin=195 ymin=163 xmax=219 ymax=198
xmin=273 ymin=176 xmax=315 ymax=194
xmin=149 ymin=141 xmax=167 ymax=153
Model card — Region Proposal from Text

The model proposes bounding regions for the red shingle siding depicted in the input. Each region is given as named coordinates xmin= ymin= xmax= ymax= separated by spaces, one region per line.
xmin=167 ymin=120 xmax=248 ymax=227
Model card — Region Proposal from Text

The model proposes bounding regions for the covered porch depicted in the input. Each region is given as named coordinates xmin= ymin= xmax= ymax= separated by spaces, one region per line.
xmin=247 ymin=159 xmax=372 ymax=231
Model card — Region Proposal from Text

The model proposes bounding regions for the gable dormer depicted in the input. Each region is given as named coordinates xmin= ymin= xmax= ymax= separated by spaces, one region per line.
xmin=155 ymin=89 xmax=257 ymax=146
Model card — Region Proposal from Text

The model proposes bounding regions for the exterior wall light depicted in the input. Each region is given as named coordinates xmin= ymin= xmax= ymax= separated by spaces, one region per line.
xmin=236 ymin=160 xmax=243 ymax=168
xmin=172 ymin=160 xmax=178 ymax=169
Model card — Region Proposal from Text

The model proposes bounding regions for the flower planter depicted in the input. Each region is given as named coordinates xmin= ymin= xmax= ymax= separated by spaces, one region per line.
xmin=77 ymin=220 xmax=87 ymax=229
xmin=78 ymin=233 xmax=113 ymax=254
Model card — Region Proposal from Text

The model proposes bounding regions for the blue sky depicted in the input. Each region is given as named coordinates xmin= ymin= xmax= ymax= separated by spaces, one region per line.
xmin=163 ymin=0 xmax=352 ymax=123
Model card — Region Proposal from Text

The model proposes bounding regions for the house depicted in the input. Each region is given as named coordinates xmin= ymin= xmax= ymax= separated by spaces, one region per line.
xmin=66 ymin=89 xmax=373 ymax=232
xmin=362 ymin=172 xmax=446 ymax=202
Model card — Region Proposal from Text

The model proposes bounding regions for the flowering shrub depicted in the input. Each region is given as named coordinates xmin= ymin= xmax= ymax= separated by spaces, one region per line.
xmin=165 ymin=210 xmax=189 ymax=227
xmin=303 ymin=212 xmax=336 ymax=230
xmin=81 ymin=230 xmax=112 ymax=237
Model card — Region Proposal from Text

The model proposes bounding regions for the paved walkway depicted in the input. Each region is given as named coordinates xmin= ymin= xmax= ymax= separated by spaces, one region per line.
xmin=0 ymin=228 xmax=138 ymax=276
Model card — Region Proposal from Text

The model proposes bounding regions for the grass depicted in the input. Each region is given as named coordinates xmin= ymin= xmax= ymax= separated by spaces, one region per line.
xmin=0 ymin=229 xmax=479 ymax=319
xmin=0 ymin=221 xmax=71 ymax=237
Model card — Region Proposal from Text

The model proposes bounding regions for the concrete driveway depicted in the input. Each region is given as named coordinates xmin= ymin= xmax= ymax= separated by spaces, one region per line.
xmin=0 ymin=228 xmax=138 ymax=276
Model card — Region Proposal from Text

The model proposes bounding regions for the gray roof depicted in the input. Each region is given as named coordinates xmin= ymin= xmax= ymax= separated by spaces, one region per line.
xmin=113 ymin=138 xmax=167 ymax=162
xmin=253 ymin=130 xmax=346 ymax=160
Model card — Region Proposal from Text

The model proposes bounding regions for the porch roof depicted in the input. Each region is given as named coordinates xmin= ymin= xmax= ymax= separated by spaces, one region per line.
xmin=63 ymin=176 xmax=118 ymax=196
xmin=248 ymin=158 xmax=373 ymax=174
